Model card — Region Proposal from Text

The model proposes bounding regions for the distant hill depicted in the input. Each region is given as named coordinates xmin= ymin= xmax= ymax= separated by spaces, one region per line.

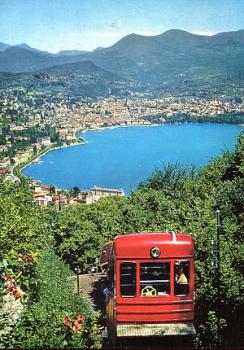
xmin=0 ymin=46 xmax=88 ymax=73
xmin=0 ymin=46 xmax=56 ymax=73
xmin=56 ymin=50 xmax=89 ymax=56
xmin=82 ymin=29 xmax=244 ymax=81
xmin=42 ymin=60 xmax=118 ymax=80
xmin=0 ymin=42 xmax=52 ymax=54
xmin=0 ymin=42 xmax=10 ymax=51
xmin=15 ymin=43 xmax=52 ymax=56
xmin=34 ymin=60 xmax=124 ymax=98
xmin=0 ymin=29 xmax=243 ymax=86
xmin=93 ymin=47 xmax=104 ymax=52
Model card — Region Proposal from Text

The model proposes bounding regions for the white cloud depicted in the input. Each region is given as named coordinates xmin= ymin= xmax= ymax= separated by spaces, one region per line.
xmin=108 ymin=19 xmax=121 ymax=28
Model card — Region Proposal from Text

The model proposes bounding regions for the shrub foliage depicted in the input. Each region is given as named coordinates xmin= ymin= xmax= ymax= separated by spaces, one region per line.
xmin=0 ymin=182 xmax=100 ymax=349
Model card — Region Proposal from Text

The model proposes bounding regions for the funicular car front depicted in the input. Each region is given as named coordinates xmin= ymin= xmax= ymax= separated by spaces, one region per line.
xmin=113 ymin=233 xmax=196 ymax=338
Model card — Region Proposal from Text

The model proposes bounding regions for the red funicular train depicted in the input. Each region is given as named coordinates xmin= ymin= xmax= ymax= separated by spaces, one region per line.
xmin=100 ymin=232 xmax=195 ymax=343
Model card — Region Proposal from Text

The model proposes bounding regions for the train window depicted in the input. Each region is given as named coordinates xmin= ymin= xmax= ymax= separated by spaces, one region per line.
xmin=140 ymin=263 xmax=170 ymax=296
xmin=120 ymin=262 xmax=136 ymax=297
xmin=174 ymin=261 xmax=190 ymax=296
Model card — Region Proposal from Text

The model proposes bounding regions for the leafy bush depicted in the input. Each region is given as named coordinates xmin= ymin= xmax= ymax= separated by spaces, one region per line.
xmin=13 ymin=240 xmax=101 ymax=349
xmin=0 ymin=182 xmax=101 ymax=349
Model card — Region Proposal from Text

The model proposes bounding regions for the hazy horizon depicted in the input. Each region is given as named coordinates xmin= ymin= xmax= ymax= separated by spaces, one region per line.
xmin=2 ymin=28 xmax=244 ymax=54
xmin=0 ymin=0 xmax=244 ymax=53
xmin=1 ymin=28 xmax=236 ymax=54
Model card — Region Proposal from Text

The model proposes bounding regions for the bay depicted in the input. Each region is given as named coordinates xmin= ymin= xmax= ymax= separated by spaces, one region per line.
xmin=23 ymin=123 xmax=243 ymax=194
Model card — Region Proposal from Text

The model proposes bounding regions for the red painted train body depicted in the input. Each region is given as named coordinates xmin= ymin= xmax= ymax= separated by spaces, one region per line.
xmin=100 ymin=232 xmax=195 ymax=341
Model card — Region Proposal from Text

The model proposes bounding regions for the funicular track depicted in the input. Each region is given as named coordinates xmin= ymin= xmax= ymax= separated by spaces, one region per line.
xmin=75 ymin=273 xmax=194 ymax=350
xmin=74 ymin=273 xmax=108 ymax=341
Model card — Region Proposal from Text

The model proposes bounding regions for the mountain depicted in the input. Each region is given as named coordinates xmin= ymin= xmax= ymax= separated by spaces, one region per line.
xmin=42 ymin=59 xmax=117 ymax=79
xmin=38 ymin=60 xmax=124 ymax=98
xmin=56 ymin=50 xmax=89 ymax=56
xmin=82 ymin=29 xmax=244 ymax=81
xmin=16 ymin=43 xmax=41 ymax=51
xmin=0 ymin=46 xmax=88 ymax=73
xmin=0 ymin=42 xmax=52 ymax=54
xmin=0 ymin=42 xmax=10 ymax=51
xmin=0 ymin=46 xmax=55 ymax=72
xmin=93 ymin=47 xmax=104 ymax=52
xmin=15 ymin=43 xmax=52 ymax=55
xmin=0 ymin=29 xmax=243 ymax=85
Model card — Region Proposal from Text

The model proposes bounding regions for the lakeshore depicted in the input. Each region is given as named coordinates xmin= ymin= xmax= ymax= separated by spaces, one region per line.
xmin=22 ymin=123 xmax=242 ymax=195
xmin=19 ymin=139 xmax=84 ymax=172
xmin=1 ymin=82 xmax=243 ymax=185
xmin=18 ymin=122 xmax=163 ymax=178
xmin=18 ymin=117 xmax=244 ymax=183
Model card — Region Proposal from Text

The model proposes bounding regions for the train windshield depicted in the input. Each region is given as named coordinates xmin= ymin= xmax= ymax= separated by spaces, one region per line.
xmin=119 ymin=261 xmax=190 ymax=298
xmin=140 ymin=263 xmax=170 ymax=296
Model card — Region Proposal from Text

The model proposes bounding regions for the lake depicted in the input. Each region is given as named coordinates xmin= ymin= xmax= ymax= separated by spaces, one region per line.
xmin=23 ymin=123 xmax=242 ymax=194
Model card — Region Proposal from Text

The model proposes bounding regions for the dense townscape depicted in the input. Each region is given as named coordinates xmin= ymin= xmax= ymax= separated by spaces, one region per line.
xmin=0 ymin=86 xmax=243 ymax=178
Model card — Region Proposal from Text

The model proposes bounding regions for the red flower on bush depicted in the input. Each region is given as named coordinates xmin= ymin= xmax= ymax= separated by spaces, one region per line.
xmin=14 ymin=289 xmax=22 ymax=299
xmin=64 ymin=314 xmax=85 ymax=333
xmin=73 ymin=320 xmax=81 ymax=333
xmin=25 ymin=254 xmax=32 ymax=263
xmin=8 ymin=283 xmax=15 ymax=292
xmin=76 ymin=314 xmax=85 ymax=323
xmin=4 ymin=274 xmax=12 ymax=281
xmin=64 ymin=315 xmax=72 ymax=329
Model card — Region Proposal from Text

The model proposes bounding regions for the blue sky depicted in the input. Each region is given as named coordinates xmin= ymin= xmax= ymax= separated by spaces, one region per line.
xmin=0 ymin=0 xmax=243 ymax=52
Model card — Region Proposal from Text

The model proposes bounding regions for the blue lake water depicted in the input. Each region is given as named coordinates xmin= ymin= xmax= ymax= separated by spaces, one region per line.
xmin=23 ymin=123 xmax=242 ymax=194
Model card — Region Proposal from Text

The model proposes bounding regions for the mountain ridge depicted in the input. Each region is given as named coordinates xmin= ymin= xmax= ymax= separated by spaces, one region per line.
xmin=0 ymin=29 xmax=243 ymax=86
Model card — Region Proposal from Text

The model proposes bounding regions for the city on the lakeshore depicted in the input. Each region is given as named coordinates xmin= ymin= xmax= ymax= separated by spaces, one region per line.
xmin=0 ymin=84 xmax=244 ymax=207
xmin=1 ymin=26 xmax=244 ymax=207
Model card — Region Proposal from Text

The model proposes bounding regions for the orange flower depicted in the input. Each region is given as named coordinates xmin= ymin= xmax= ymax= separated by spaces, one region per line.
xmin=18 ymin=254 xmax=23 ymax=263
xmin=76 ymin=314 xmax=85 ymax=323
xmin=73 ymin=320 xmax=81 ymax=332
xmin=64 ymin=315 xmax=71 ymax=329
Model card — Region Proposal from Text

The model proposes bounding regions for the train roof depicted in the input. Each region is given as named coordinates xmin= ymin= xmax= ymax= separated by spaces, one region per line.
xmin=114 ymin=232 xmax=194 ymax=259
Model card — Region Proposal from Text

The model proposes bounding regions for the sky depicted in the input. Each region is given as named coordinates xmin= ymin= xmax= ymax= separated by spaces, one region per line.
xmin=0 ymin=0 xmax=243 ymax=53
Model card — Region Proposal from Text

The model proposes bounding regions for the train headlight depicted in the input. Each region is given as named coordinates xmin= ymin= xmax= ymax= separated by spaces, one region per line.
xmin=151 ymin=247 xmax=160 ymax=258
